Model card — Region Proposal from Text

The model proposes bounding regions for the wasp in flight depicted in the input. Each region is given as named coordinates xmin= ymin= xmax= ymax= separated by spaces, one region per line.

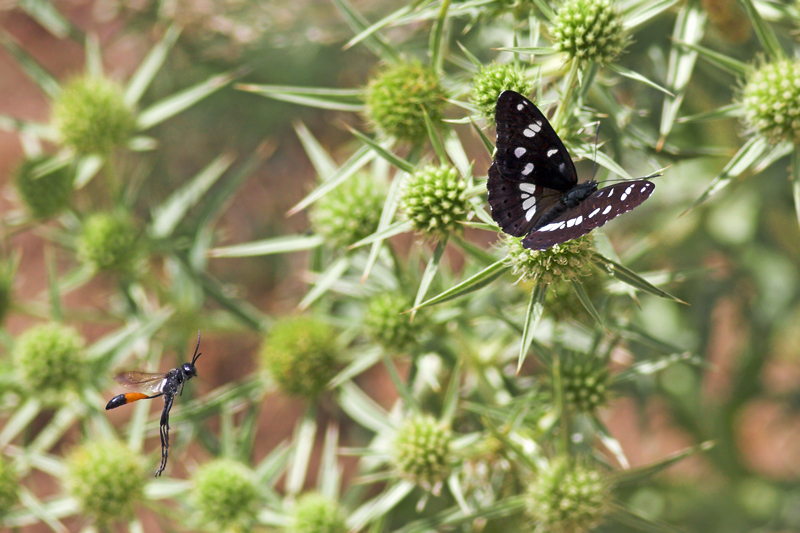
xmin=106 ymin=332 xmax=202 ymax=476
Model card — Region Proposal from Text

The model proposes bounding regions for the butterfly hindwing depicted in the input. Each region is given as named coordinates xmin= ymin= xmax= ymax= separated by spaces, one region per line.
xmin=521 ymin=180 xmax=655 ymax=250
xmin=494 ymin=91 xmax=577 ymax=192
xmin=487 ymin=162 xmax=562 ymax=237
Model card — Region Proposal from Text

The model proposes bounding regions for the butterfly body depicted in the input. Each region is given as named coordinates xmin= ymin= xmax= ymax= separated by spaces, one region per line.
xmin=487 ymin=91 xmax=654 ymax=250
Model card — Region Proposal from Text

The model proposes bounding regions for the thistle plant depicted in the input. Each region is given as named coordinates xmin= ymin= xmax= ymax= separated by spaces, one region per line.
xmin=13 ymin=157 xmax=75 ymax=219
xmin=191 ymin=459 xmax=259 ymax=532
xmin=401 ymin=165 xmax=468 ymax=238
xmin=551 ymin=0 xmax=629 ymax=65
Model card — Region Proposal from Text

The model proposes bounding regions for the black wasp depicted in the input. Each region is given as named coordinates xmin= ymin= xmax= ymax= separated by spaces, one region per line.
xmin=487 ymin=90 xmax=655 ymax=250
xmin=106 ymin=332 xmax=202 ymax=477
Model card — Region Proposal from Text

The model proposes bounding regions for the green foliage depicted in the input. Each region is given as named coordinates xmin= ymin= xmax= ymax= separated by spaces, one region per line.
xmin=13 ymin=156 xmax=75 ymax=219
xmin=0 ymin=456 xmax=19 ymax=520
xmin=290 ymin=493 xmax=348 ymax=533
xmin=12 ymin=323 xmax=85 ymax=398
xmin=401 ymin=165 xmax=468 ymax=238
xmin=260 ymin=316 xmax=340 ymax=399
xmin=65 ymin=440 xmax=144 ymax=526
xmin=52 ymin=75 xmax=136 ymax=154
xmin=191 ymin=459 xmax=259 ymax=532
xmin=551 ymin=0 xmax=629 ymax=65
xmin=0 ymin=260 xmax=13 ymax=326
xmin=77 ymin=211 xmax=141 ymax=273
xmin=365 ymin=61 xmax=447 ymax=143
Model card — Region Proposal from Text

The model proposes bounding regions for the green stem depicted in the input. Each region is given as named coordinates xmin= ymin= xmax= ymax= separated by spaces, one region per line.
xmin=554 ymin=355 xmax=570 ymax=455
xmin=553 ymin=59 xmax=581 ymax=133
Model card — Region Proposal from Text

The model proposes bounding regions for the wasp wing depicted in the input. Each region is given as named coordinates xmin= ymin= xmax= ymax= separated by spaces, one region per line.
xmin=113 ymin=371 xmax=167 ymax=394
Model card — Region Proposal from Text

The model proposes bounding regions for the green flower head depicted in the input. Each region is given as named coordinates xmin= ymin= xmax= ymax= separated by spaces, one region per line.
xmin=741 ymin=59 xmax=800 ymax=145
xmin=192 ymin=459 xmax=259 ymax=532
xmin=12 ymin=323 xmax=86 ymax=400
xmin=471 ymin=63 xmax=532 ymax=123
xmin=290 ymin=493 xmax=348 ymax=533
xmin=260 ymin=316 xmax=340 ymax=400
xmin=77 ymin=211 xmax=141 ymax=273
xmin=528 ymin=457 xmax=610 ymax=532
xmin=401 ymin=165 xmax=468 ymax=238
xmin=392 ymin=414 xmax=454 ymax=490
xmin=310 ymin=173 xmax=386 ymax=249
xmin=14 ymin=156 xmax=75 ymax=219
xmin=53 ymin=75 xmax=136 ymax=155
xmin=552 ymin=0 xmax=629 ymax=65
xmin=558 ymin=351 xmax=610 ymax=413
xmin=66 ymin=440 xmax=145 ymax=526
xmin=364 ymin=292 xmax=419 ymax=353
xmin=365 ymin=61 xmax=448 ymax=144
xmin=505 ymin=234 xmax=595 ymax=285
xmin=0 ymin=455 xmax=19 ymax=519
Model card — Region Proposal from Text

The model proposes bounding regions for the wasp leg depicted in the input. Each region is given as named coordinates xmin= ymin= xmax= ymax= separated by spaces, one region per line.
xmin=155 ymin=394 xmax=174 ymax=477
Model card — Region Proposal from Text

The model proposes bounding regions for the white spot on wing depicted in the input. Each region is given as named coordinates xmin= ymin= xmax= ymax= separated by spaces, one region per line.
xmin=517 ymin=104 xmax=524 ymax=111
xmin=519 ymin=183 xmax=536 ymax=194
xmin=607 ymin=188 xmax=614 ymax=198
xmin=520 ymin=193 xmax=530 ymax=199
xmin=589 ymin=208 xmax=600 ymax=218
xmin=530 ymin=121 xmax=542 ymax=132
xmin=575 ymin=216 xmax=582 ymax=225
xmin=602 ymin=205 xmax=612 ymax=215
xmin=547 ymin=148 xmax=558 ymax=157
xmin=515 ymin=147 xmax=526 ymax=158
xmin=523 ymin=128 xmax=535 ymax=137
xmin=522 ymin=197 xmax=536 ymax=211
xmin=522 ymin=163 xmax=534 ymax=175
xmin=566 ymin=218 xmax=577 ymax=228
xmin=525 ymin=207 xmax=536 ymax=221
xmin=620 ymin=192 xmax=628 ymax=201
xmin=640 ymin=186 xmax=648 ymax=193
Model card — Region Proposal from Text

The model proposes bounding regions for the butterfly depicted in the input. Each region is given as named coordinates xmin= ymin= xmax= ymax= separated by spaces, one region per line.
xmin=487 ymin=90 xmax=655 ymax=250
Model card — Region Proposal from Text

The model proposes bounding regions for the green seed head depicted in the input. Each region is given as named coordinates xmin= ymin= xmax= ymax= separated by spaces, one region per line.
xmin=401 ymin=165 xmax=468 ymax=238
xmin=192 ymin=459 xmax=259 ymax=532
xmin=505 ymin=234 xmax=595 ymax=285
xmin=392 ymin=414 xmax=454 ymax=490
xmin=12 ymin=323 xmax=86 ymax=401
xmin=558 ymin=351 xmax=610 ymax=413
xmin=77 ymin=211 xmax=141 ymax=274
xmin=528 ymin=457 xmax=610 ymax=532
xmin=289 ymin=493 xmax=348 ymax=533
xmin=66 ymin=440 xmax=144 ymax=527
xmin=0 ymin=455 xmax=19 ymax=520
xmin=364 ymin=292 xmax=419 ymax=353
xmin=741 ymin=59 xmax=800 ymax=145
xmin=552 ymin=0 xmax=629 ymax=65
xmin=365 ymin=62 xmax=448 ymax=144
xmin=260 ymin=316 xmax=341 ymax=400
xmin=310 ymin=173 xmax=386 ymax=249
xmin=52 ymin=76 xmax=136 ymax=155
xmin=14 ymin=156 xmax=75 ymax=219
xmin=471 ymin=63 xmax=532 ymax=123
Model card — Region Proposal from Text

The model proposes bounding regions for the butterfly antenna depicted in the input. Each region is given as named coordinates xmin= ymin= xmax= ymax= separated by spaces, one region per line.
xmin=192 ymin=331 xmax=202 ymax=364
xmin=590 ymin=121 xmax=600 ymax=181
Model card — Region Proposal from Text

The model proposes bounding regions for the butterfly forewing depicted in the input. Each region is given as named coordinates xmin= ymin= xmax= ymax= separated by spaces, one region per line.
xmin=487 ymin=162 xmax=562 ymax=237
xmin=114 ymin=371 xmax=167 ymax=394
xmin=494 ymin=91 xmax=577 ymax=192
xmin=522 ymin=180 xmax=655 ymax=250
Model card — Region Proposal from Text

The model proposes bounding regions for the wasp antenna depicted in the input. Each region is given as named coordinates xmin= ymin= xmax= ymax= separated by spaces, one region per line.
xmin=192 ymin=331 xmax=202 ymax=364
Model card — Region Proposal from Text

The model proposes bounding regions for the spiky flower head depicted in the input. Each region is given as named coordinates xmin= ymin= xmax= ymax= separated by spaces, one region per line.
xmin=52 ymin=75 xmax=136 ymax=155
xmin=310 ymin=173 xmax=385 ymax=249
xmin=528 ymin=457 xmax=610 ymax=532
xmin=192 ymin=459 xmax=259 ymax=532
xmin=364 ymin=292 xmax=419 ymax=352
xmin=12 ymin=323 xmax=86 ymax=400
xmin=551 ymin=0 xmax=629 ymax=65
xmin=260 ymin=316 xmax=340 ymax=400
xmin=77 ymin=211 xmax=141 ymax=273
xmin=365 ymin=61 xmax=447 ymax=144
xmin=392 ymin=414 xmax=454 ymax=490
xmin=66 ymin=440 xmax=144 ymax=526
xmin=741 ymin=59 xmax=800 ymax=145
xmin=401 ymin=165 xmax=468 ymax=238
xmin=14 ymin=156 xmax=75 ymax=219
xmin=289 ymin=493 xmax=348 ymax=533
xmin=558 ymin=351 xmax=610 ymax=413
xmin=0 ymin=455 xmax=19 ymax=519
xmin=471 ymin=63 xmax=532 ymax=123
xmin=505 ymin=234 xmax=595 ymax=285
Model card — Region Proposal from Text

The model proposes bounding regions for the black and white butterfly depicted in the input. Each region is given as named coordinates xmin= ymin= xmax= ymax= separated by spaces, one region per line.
xmin=487 ymin=90 xmax=655 ymax=250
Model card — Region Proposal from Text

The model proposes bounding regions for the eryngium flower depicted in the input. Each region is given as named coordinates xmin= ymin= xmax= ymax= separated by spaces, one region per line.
xmin=52 ymin=76 xmax=136 ymax=154
xmin=392 ymin=414 xmax=454 ymax=490
xmin=192 ymin=459 xmax=259 ymax=532
xmin=471 ymin=63 xmax=532 ymax=123
xmin=365 ymin=62 xmax=447 ymax=144
xmin=289 ymin=493 xmax=348 ymax=533
xmin=551 ymin=0 xmax=629 ymax=65
xmin=260 ymin=316 xmax=340 ymax=399
xmin=14 ymin=157 xmax=75 ymax=219
xmin=401 ymin=165 xmax=468 ymax=238
xmin=506 ymin=234 xmax=595 ymax=285
xmin=12 ymin=323 xmax=86 ymax=399
xmin=77 ymin=211 xmax=141 ymax=273
xmin=364 ymin=292 xmax=419 ymax=352
xmin=559 ymin=351 xmax=610 ymax=413
xmin=742 ymin=59 xmax=800 ymax=145
xmin=310 ymin=173 xmax=385 ymax=249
